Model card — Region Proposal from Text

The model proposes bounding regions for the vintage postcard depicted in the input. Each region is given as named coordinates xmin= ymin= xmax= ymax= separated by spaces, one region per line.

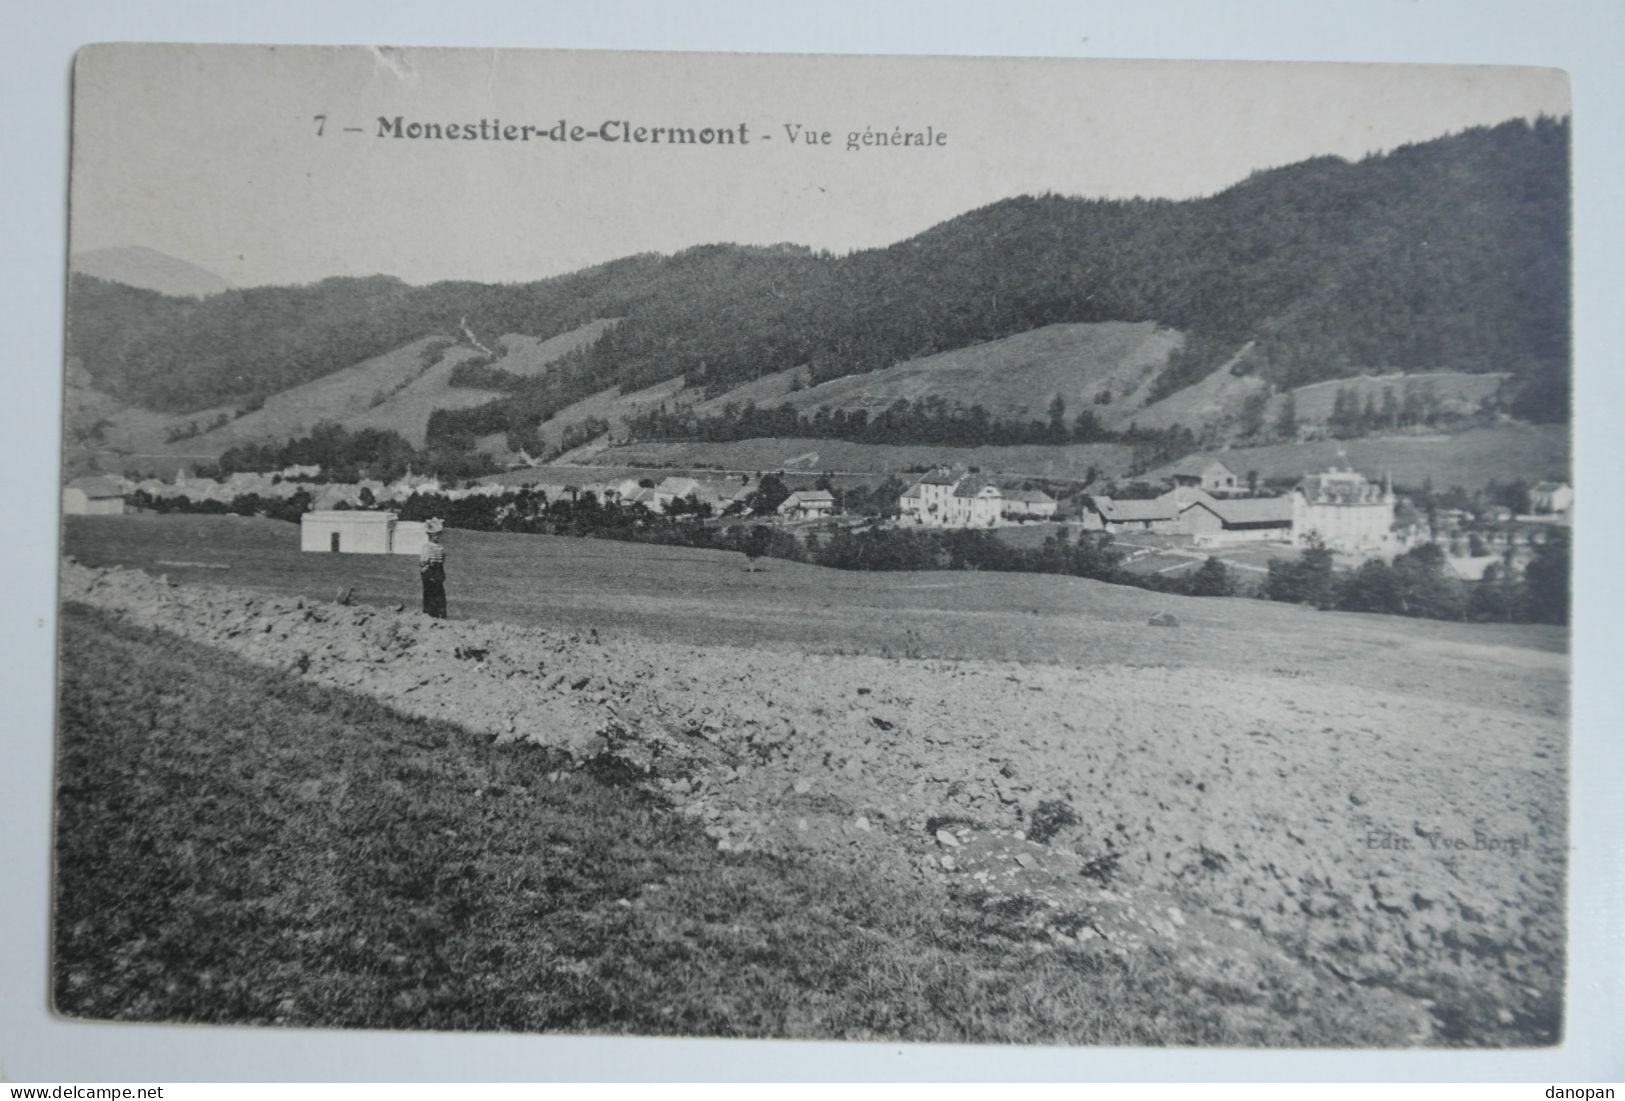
xmin=57 ymin=43 xmax=1571 ymax=1046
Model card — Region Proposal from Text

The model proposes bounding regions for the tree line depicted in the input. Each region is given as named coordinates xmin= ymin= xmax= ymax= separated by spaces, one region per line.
xmin=622 ymin=394 xmax=1139 ymax=447
xmin=211 ymin=423 xmax=500 ymax=483
xmin=1262 ymin=536 xmax=1568 ymax=624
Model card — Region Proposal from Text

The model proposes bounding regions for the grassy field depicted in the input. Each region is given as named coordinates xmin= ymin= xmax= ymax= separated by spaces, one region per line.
xmin=1150 ymin=423 xmax=1571 ymax=492
xmin=491 ymin=322 xmax=619 ymax=379
xmin=1123 ymin=346 xmax=1265 ymax=433
xmin=1266 ymin=372 xmax=1510 ymax=426
xmin=56 ymin=515 xmax=1570 ymax=1043
xmin=343 ymin=344 xmax=505 ymax=448
xmin=92 ymin=337 xmax=460 ymax=460
xmin=57 ymin=602 xmax=1402 ymax=1043
xmin=63 ymin=515 xmax=1567 ymax=717
xmin=514 ymin=377 xmax=689 ymax=459
xmin=751 ymin=321 xmax=1184 ymax=424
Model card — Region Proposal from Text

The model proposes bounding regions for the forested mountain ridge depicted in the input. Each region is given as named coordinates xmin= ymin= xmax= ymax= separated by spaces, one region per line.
xmin=67 ymin=116 xmax=1569 ymax=436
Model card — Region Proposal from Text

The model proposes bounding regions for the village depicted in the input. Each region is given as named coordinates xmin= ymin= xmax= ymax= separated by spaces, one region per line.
xmin=62 ymin=452 xmax=1573 ymax=586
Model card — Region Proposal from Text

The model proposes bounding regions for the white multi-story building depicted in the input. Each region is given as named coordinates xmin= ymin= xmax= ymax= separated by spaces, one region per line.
xmin=946 ymin=476 xmax=1004 ymax=527
xmin=899 ymin=469 xmax=966 ymax=526
xmin=1292 ymin=468 xmax=1396 ymax=556
xmin=899 ymin=470 xmax=1013 ymax=528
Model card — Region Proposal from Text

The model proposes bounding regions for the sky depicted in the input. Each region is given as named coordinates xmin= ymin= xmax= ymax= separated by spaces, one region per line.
xmin=68 ymin=44 xmax=1571 ymax=289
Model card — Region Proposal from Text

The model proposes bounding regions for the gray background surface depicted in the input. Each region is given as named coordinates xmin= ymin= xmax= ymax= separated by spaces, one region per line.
xmin=4 ymin=0 xmax=1621 ymax=1082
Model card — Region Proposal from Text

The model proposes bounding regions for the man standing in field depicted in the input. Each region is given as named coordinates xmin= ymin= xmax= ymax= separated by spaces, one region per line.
xmin=420 ymin=517 xmax=448 ymax=618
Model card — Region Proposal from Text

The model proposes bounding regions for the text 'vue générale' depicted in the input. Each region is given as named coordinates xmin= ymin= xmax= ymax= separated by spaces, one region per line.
xmin=366 ymin=118 xmax=948 ymax=152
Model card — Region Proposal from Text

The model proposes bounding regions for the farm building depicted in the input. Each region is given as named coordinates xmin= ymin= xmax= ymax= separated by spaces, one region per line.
xmin=1082 ymin=495 xmax=1181 ymax=534
xmin=62 ymin=476 xmax=127 ymax=516
xmin=300 ymin=510 xmax=426 ymax=556
xmin=1001 ymin=489 xmax=1057 ymax=520
xmin=1083 ymin=483 xmax=1294 ymax=542
xmin=1163 ymin=457 xmax=1239 ymax=494
xmin=392 ymin=520 xmax=429 ymax=554
xmin=652 ymin=477 xmax=703 ymax=511
xmin=1179 ymin=494 xmax=1294 ymax=546
xmin=622 ymin=486 xmax=661 ymax=510
xmin=1445 ymin=554 xmax=1505 ymax=582
xmin=700 ymin=477 xmax=754 ymax=514
xmin=1529 ymin=481 xmax=1573 ymax=517
xmin=778 ymin=490 xmax=836 ymax=520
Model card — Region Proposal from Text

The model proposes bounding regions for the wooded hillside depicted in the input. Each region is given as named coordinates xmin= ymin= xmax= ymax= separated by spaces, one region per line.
xmin=68 ymin=117 xmax=1569 ymax=433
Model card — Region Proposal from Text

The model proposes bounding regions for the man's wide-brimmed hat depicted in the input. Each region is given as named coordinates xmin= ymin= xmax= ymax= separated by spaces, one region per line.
xmin=424 ymin=518 xmax=445 ymax=534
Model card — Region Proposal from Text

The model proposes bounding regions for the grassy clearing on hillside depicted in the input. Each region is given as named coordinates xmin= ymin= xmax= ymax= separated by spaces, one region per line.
xmin=752 ymin=321 xmax=1183 ymax=425
xmin=1265 ymin=372 xmax=1509 ymax=426
xmin=493 ymin=322 xmax=619 ymax=378
xmin=56 ymin=604 xmax=1400 ymax=1043
xmin=346 ymin=344 xmax=506 ymax=448
xmin=1153 ymin=424 xmax=1570 ymax=492
xmin=523 ymin=377 xmax=688 ymax=455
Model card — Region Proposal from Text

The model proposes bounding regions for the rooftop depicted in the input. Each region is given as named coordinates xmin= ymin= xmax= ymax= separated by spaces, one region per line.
xmin=1207 ymin=496 xmax=1294 ymax=525
xmin=1164 ymin=456 xmax=1234 ymax=479
xmin=1095 ymin=496 xmax=1176 ymax=523
xmin=302 ymin=510 xmax=397 ymax=523
xmin=66 ymin=476 xmax=125 ymax=498
xmin=952 ymin=477 xmax=1001 ymax=498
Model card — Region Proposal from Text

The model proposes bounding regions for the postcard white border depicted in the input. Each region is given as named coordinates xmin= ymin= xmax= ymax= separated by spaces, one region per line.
xmin=4 ymin=0 xmax=1622 ymax=1083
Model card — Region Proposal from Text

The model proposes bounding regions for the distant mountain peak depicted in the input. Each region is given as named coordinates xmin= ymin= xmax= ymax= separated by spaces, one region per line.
xmin=70 ymin=245 xmax=232 ymax=298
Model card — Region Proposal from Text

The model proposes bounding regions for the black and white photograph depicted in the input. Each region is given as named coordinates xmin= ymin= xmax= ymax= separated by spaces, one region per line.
xmin=51 ymin=41 xmax=1575 ymax=1051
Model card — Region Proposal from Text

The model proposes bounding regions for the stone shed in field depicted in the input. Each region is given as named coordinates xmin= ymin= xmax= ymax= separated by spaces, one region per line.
xmin=62 ymin=476 xmax=127 ymax=516
xmin=300 ymin=510 xmax=426 ymax=556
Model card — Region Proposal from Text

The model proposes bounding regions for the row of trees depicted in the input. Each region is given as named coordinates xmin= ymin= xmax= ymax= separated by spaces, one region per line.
xmin=1324 ymin=383 xmax=1468 ymax=437
xmin=1263 ymin=536 xmax=1569 ymax=624
xmin=131 ymin=488 xmax=315 ymax=524
xmin=617 ymin=395 xmax=1202 ymax=475
xmin=621 ymin=394 xmax=1130 ymax=448
xmin=212 ymin=423 xmax=501 ymax=483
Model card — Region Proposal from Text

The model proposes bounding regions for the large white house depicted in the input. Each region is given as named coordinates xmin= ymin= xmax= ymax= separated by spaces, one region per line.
xmin=1291 ymin=468 xmax=1396 ymax=555
xmin=900 ymin=470 xmax=1021 ymax=528
xmin=899 ymin=469 xmax=967 ymax=526
xmin=946 ymin=476 xmax=1005 ymax=527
